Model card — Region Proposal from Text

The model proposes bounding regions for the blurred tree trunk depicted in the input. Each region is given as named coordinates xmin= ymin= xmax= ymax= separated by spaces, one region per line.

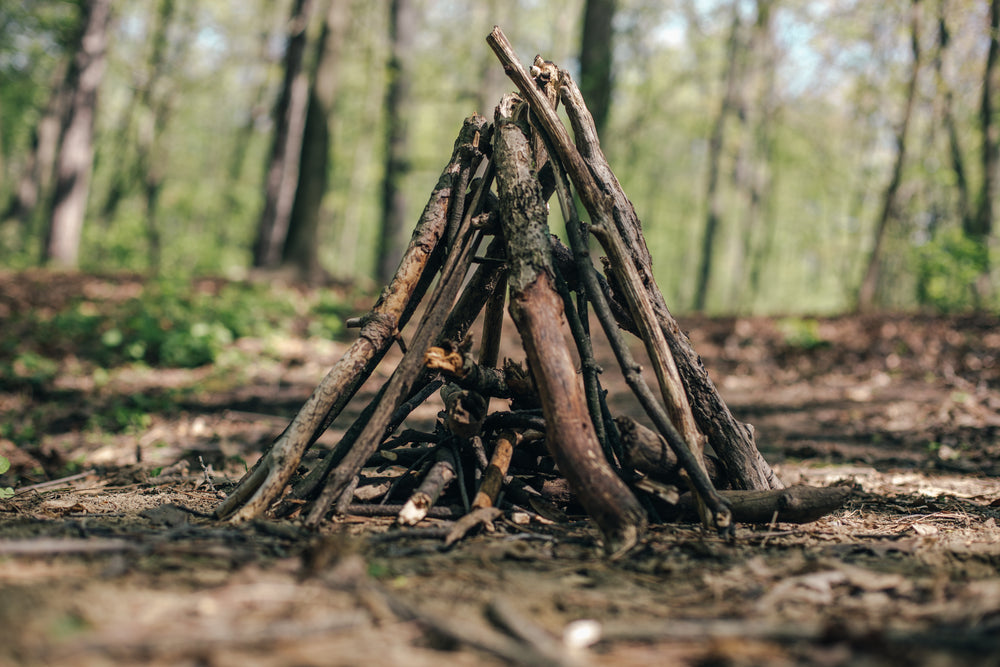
xmin=694 ymin=2 xmax=743 ymax=312
xmin=253 ymin=0 xmax=317 ymax=269
xmin=282 ymin=0 xmax=349 ymax=282
xmin=579 ymin=0 xmax=616 ymax=138
xmin=857 ymin=0 xmax=922 ymax=312
xmin=476 ymin=0 xmax=510 ymax=117
xmin=375 ymin=0 xmax=416 ymax=286
xmin=934 ymin=0 xmax=970 ymax=231
xmin=227 ymin=12 xmax=285 ymax=188
xmin=43 ymin=0 xmax=112 ymax=268
xmin=1 ymin=61 xmax=68 ymax=238
xmin=336 ymin=7 xmax=386 ymax=279
xmin=732 ymin=0 xmax=776 ymax=311
xmin=139 ymin=0 xmax=193 ymax=272
xmin=970 ymin=0 xmax=999 ymax=304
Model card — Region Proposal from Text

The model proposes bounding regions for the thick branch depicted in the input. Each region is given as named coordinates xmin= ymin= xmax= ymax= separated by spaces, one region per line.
xmin=494 ymin=93 xmax=646 ymax=556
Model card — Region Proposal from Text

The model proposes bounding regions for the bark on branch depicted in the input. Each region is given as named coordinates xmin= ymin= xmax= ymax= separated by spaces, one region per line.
xmin=214 ymin=115 xmax=490 ymax=522
xmin=487 ymin=27 xmax=780 ymax=495
xmin=494 ymin=92 xmax=646 ymax=555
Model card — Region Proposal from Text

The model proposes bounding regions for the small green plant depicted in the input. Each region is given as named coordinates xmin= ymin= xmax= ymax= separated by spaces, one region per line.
xmin=776 ymin=317 xmax=830 ymax=350
xmin=0 ymin=456 xmax=14 ymax=499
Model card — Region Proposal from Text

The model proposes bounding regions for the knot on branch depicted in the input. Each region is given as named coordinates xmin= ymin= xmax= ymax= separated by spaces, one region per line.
xmin=358 ymin=312 xmax=398 ymax=342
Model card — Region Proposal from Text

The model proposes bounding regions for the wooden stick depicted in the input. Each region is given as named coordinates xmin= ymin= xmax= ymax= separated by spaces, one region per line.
xmin=670 ymin=485 xmax=852 ymax=524
xmin=472 ymin=430 xmax=516 ymax=509
xmin=398 ymin=445 xmax=457 ymax=526
xmin=303 ymin=161 xmax=493 ymax=527
xmin=344 ymin=503 xmax=458 ymax=519
xmin=558 ymin=69 xmax=781 ymax=492
xmin=214 ymin=115 xmax=489 ymax=522
xmin=617 ymin=416 xmax=722 ymax=486
xmin=486 ymin=598 xmax=583 ymax=667
xmin=0 ymin=538 xmax=138 ymax=556
xmin=494 ymin=92 xmax=646 ymax=556
xmin=444 ymin=506 xmax=502 ymax=546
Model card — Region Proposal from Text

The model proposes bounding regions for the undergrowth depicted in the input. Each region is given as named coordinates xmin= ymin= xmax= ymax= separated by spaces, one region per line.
xmin=0 ymin=276 xmax=356 ymax=385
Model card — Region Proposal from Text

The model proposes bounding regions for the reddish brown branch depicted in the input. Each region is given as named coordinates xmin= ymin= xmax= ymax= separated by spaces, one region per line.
xmin=494 ymin=92 xmax=646 ymax=555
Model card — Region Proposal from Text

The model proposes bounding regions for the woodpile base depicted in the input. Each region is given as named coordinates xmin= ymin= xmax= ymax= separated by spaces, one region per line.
xmin=211 ymin=27 xmax=847 ymax=555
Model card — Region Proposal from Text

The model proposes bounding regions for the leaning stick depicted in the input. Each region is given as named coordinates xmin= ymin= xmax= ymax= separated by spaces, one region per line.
xmin=558 ymin=74 xmax=782 ymax=491
xmin=214 ymin=115 xmax=489 ymax=522
xmin=303 ymin=161 xmax=494 ymax=527
xmin=494 ymin=92 xmax=646 ymax=555
xmin=486 ymin=28 xmax=729 ymax=529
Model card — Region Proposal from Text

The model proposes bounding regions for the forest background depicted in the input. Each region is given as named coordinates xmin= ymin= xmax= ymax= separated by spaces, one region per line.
xmin=1 ymin=0 xmax=999 ymax=316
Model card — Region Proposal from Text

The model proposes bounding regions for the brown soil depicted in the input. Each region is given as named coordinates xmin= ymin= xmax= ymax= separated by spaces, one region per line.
xmin=2 ymin=274 xmax=999 ymax=666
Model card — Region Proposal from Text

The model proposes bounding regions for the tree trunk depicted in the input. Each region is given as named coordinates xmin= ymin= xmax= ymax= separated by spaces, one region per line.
xmin=971 ymin=0 xmax=1000 ymax=304
xmin=252 ymin=0 xmax=316 ymax=269
xmin=694 ymin=2 xmax=743 ymax=312
xmin=734 ymin=0 xmax=777 ymax=311
xmin=934 ymin=0 xmax=970 ymax=232
xmin=43 ymin=0 xmax=112 ymax=268
xmin=857 ymin=0 xmax=921 ymax=312
xmin=283 ymin=0 xmax=349 ymax=281
xmin=578 ymin=0 xmax=616 ymax=139
xmin=375 ymin=0 xmax=416 ymax=285
xmin=1 ymin=61 xmax=68 ymax=233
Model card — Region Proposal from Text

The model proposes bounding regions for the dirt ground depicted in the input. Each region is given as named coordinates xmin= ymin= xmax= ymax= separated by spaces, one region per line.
xmin=2 ymin=274 xmax=999 ymax=666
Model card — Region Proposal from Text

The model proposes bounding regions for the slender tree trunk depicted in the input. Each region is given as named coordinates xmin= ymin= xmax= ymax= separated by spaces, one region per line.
xmin=43 ymin=0 xmax=112 ymax=268
xmin=253 ymin=0 xmax=316 ymax=269
xmin=476 ymin=0 xmax=510 ymax=118
xmin=695 ymin=2 xmax=743 ymax=312
xmin=732 ymin=0 xmax=776 ymax=311
xmin=283 ymin=0 xmax=349 ymax=281
xmin=2 ymin=61 xmax=68 ymax=233
xmin=857 ymin=0 xmax=921 ymax=312
xmin=971 ymin=0 xmax=999 ymax=303
xmin=935 ymin=0 xmax=970 ymax=231
xmin=579 ymin=0 xmax=616 ymax=138
xmin=375 ymin=0 xmax=416 ymax=285
xmin=337 ymin=35 xmax=384 ymax=279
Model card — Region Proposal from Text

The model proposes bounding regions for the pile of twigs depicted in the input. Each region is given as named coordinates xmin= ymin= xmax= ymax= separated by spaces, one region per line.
xmin=211 ymin=28 xmax=846 ymax=555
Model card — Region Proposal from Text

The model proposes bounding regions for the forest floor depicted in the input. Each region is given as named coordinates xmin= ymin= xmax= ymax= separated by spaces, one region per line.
xmin=1 ymin=272 xmax=999 ymax=666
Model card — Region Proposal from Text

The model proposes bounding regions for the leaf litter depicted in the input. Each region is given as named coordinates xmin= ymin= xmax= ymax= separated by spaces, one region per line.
xmin=1 ymin=275 xmax=999 ymax=666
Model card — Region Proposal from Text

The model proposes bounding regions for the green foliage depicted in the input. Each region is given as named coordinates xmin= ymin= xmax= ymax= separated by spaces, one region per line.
xmin=2 ymin=2 xmax=997 ymax=313
xmin=915 ymin=227 xmax=989 ymax=312
xmin=776 ymin=317 xmax=830 ymax=350
xmin=6 ymin=350 xmax=60 ymax=388
xmin=0 ymin=278 xmax=349 ymax=377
